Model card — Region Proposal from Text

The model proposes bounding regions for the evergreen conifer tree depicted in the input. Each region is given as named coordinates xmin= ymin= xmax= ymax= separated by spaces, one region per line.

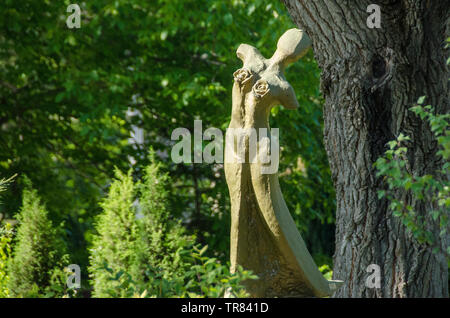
xmin=89 ymin=155 xmax=194 ymax=297
xmin=7 ymin=178 xmax=69 ymax=297
xmin=0 ymin=176 xmax=15 ymax=297
xmin=131 ymin=154 xmax=194 ymax=287
xmin=88 ymin=169 xmax=137 ymax=297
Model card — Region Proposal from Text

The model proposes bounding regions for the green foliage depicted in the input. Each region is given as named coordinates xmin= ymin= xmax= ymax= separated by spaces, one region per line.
xmin=174 ymin=245 xmax=256 ymax=298
xmin=0 ymin=175 xmax=15 ymax=206
xmin=375 ymin=43 xmax=449 ymax=257
xmin=7 ymin=178 xmax=70 ymax=297
xmin=89 ymin=157 xmax=256 ymax=298
xmin=319 ymin=264 xmax=333 ymax=281
xmin=0 ymin=175 xmax=15 ymax=297
xmin=0 ymin=0 xmax=335 ymax=269
xmin=89 ymin=158 xmax=195 ymax=297
xmin=88 ymin=169 xmax=138 ymax=297
xmin=2 ymin=0 xmax=335 ymax=295
xmin=0 ymin=223 xmax=13 ymax=297
xmin=101 ymin=245 xmax=256 ymax=298
xmin=375 ymin=99 xmax=449 ymax=256
xmin=0 ymin=178 xmax=7 ymax=201
xmin=132 ymin=151 xmax=194 ymax=284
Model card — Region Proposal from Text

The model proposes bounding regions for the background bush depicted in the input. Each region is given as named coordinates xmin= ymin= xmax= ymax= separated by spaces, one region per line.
xmin=89 ymin=155 xmax=255 ymax=298
xmin=0 ymin=0 xmax=336 ymax=273
xmin=0 ymin=0 xmax=340 ymax=297
xmin=7 ymin=178 xmax=69 ymax=297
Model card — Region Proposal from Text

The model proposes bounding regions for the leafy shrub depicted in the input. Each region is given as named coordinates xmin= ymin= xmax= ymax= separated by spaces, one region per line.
xmin=375 ymin=97 xmax=449 ymax=257
xmin=375 ymin=39 xmax=449 ymax=257
xmin=100 ymin=245 xmax=256 ymax=298
xmin=177 ymin=245 xmax=256 ymax=298
xmin=7 ymin=178 xmax=69 ymax=297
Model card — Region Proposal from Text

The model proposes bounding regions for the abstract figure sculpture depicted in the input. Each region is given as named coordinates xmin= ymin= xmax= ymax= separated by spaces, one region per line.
xmin=224 ymin=29 xmax=341 ymax=297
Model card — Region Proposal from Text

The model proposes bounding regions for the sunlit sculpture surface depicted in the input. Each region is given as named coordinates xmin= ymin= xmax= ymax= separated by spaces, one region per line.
xmin=224 ymin=29 xmax=341 ymax=297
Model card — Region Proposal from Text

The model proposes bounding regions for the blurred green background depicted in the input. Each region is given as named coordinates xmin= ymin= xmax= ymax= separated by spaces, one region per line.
xmin=0 ymin=0 xmax=336 ymax=295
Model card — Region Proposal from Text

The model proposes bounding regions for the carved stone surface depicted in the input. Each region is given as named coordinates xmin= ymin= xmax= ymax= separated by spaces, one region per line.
xmin=225 ymin=29 xmax=341 ymax=297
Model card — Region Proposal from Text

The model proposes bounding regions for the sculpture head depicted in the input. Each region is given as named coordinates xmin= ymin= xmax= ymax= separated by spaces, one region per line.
xmin=233 ymin=29 xmax=312 ymax=114
xmin=271 ymin=28 xmax=312 ymax=67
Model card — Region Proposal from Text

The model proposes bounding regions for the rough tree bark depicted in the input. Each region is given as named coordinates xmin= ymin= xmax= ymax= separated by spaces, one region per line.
xmin=283 ymin=0 xmax=449 ymax=297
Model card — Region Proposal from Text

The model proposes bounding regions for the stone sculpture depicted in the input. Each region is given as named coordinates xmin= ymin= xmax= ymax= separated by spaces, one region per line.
xmin=224 ymin=28 xmax=341 ymax=297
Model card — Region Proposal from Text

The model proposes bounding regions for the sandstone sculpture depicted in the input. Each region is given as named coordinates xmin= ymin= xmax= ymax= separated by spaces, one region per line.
xmin=224 ymin=28 xmax=341 ymax=297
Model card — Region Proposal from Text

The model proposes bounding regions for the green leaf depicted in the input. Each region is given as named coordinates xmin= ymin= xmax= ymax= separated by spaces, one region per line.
xmin=417 ymin=96 xmax=426 ymax=104
xmin=55 ymin=92 xmax=65 ymax=103
xmin=199 ymin=245 xmax=208 ymax=256
xmin=431 ymin=210 xmax=440 ymax=221
xmin=377 ymin=190 xmax=386 ymax=199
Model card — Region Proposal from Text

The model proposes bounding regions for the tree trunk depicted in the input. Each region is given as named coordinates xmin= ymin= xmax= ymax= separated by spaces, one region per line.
xmin=283 ymin=0 xmax=449 ymax=297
